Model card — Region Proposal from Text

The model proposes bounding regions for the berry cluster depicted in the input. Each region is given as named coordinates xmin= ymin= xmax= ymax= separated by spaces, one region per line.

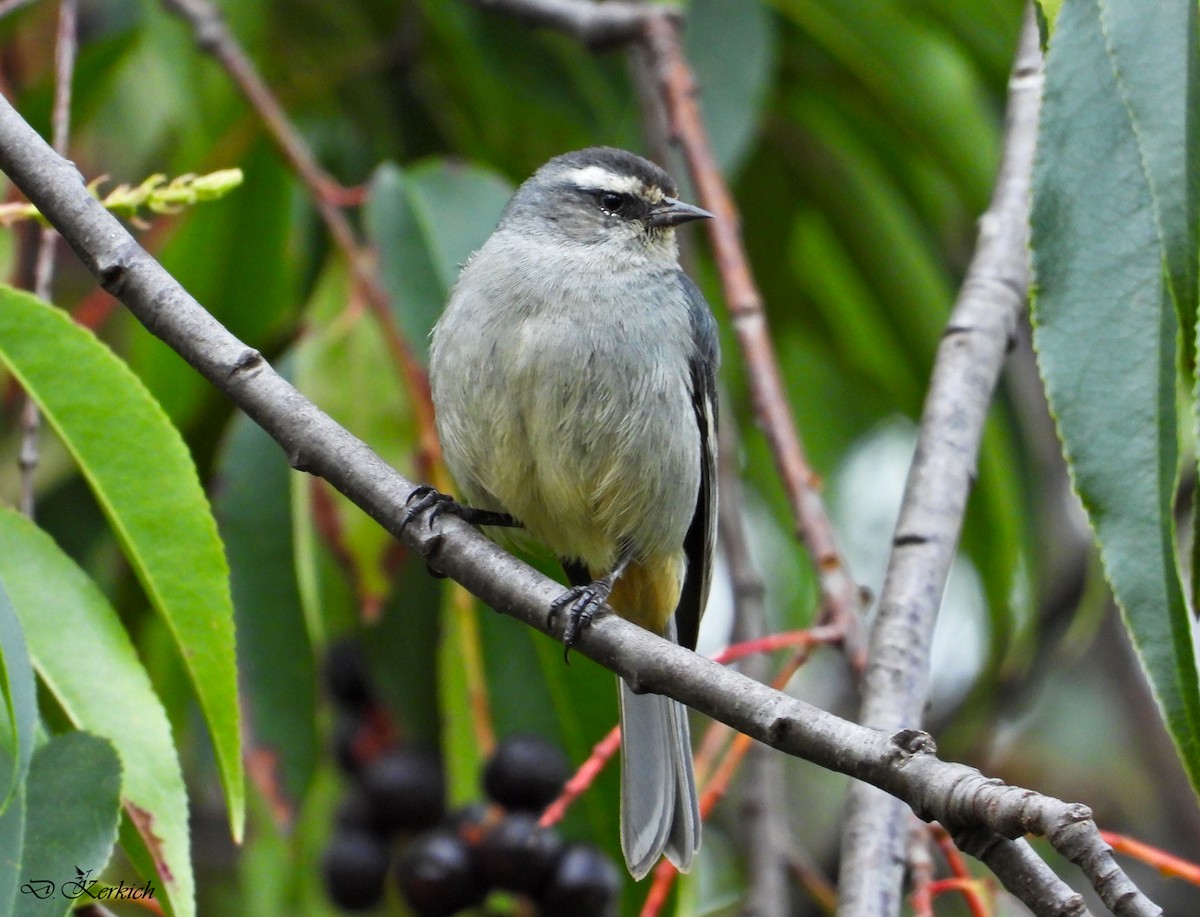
xmin=320 ymin=640 xmax=621 ymax=916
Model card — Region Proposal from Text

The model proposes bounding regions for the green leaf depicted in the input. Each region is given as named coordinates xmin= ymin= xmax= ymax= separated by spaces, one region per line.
xmin=214 ymin=409 xmax=317 ymax=808
xmin=1030 ymin=0 xmax=1200 ymax=795
xmin=0 ymin=286 xmax=244 ymax=839
xmin=364 ymin=158 xmax=514 ymax=361
xmin=18 ymin=732 xmax=122 ymax=917
xmin=685 ymin=0 xmax=777 ymax=174
xmin=771 ymin=0 xmax=1000 ymax=208
xmin=0 ymin=508 xmax=194 ymax=917
xmin=0 ymin=580 xmax=35 ymax=814
xmin=292 ymin=262 xmax=417 ymax=611
xmin=0 ymin=783 xmax=22 ymax=917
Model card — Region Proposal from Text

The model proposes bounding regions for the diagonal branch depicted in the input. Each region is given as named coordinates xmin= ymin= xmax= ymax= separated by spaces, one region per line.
xmin=160 ymin=0 xmax=441 ymax=480
xmin=638 ymin=12 xmax=868 ymax=670
xmin=0 ymin=86 xmax=1158 ymax=917
xmin=837 ymin=6 xmax=1045 ymax=916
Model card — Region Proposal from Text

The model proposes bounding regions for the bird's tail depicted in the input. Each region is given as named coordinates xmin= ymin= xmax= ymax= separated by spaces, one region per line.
xmin=617 ymin=676 xmax=701 ymax=880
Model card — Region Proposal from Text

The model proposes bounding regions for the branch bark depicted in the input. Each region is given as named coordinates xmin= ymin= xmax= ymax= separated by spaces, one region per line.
xmin=0 ymin=85 xmax=1159 ymax=917
xmin=837 ymin=7 xmax=1047 ymax=916
xmin=719 ymin=408 xmax=791 ymax=917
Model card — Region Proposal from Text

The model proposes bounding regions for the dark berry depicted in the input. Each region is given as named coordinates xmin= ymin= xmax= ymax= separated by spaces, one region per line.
xmin=483 ymin=734 xmax=570 ymax=811
xmin=323 ymin=638 xmax=373 ymax=710
xmin=321 ymin=830 xmax=390 ymax=912
xmin=474 ymin=812 xmax=565 ymax=896
xmin=360 ymin=746 xmax=445 ymax=836
xmin=539 ymin=843 xmax=622 ymax=917
xmin=395 ymin=829 xmax=484 ymax=917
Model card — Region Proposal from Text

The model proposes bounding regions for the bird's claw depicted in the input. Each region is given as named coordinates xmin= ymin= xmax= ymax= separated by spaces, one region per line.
xmin=549 ymin=584 xmax=611 ymax=662
xmin=399 ymin=484 xmax=457 ymax=536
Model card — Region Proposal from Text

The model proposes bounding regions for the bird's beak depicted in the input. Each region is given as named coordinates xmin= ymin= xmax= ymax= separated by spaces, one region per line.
xmin=648 ymin=197 xmax=713 ymax=229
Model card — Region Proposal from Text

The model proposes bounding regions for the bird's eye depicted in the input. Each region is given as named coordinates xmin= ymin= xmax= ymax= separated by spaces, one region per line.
xmin=598 ymin=191 xmax=627 ymax=214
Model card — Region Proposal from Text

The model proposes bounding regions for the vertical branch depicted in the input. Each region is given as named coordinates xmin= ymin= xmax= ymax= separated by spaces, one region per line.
xmin=835 ymin=8 xmax=1043 ymax=916
xmin=639 ymin=13 xmax=867 ymax=671
xmin=21 ymin=0 xmax=78 ymax=517
xmin=717 ymin=406 xmax=791 ymax=917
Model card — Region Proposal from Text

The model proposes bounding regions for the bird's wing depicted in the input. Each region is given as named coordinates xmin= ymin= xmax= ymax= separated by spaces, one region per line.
xmin=675 ymin=272 xmax=719 ymax=652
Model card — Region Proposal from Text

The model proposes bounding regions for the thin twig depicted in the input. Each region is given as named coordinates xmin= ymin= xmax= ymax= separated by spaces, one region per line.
xmin=837 ymin=7 xmax=1044 ymax=916
xmin=638 ymin=11 xmax=868 ymax=672
xmin=159 ymin=0 xmax=441 ymax=481
xmin=21 ymin=0 xmax=78 ymax=518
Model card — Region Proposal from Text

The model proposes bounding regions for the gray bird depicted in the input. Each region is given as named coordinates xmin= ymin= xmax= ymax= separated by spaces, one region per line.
xmin=425 ymin=146 xmax=718 ymax=879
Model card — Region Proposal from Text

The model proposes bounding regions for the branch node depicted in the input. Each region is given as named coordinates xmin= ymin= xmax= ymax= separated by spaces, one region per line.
xmin=95 ymin=249 xmax=131 ymax=294
xmin=227 ymin=347 xmax=264 ymax=380
xmin=891 ymin=728 xmax=937 ymax=757
xmin=288 ymin=447 xmax=314 ymax=475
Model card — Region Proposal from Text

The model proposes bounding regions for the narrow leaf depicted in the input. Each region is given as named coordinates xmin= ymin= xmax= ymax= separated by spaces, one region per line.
xmin=214 ymin=410 xmax=317 ymax=808
xmin=0 ymin=286 xmax=243 ymax=838
xmin=1030 ymin=0 xmax=1200 ymax=794
xmin=0 ymin=509 xmax=194 ymax=917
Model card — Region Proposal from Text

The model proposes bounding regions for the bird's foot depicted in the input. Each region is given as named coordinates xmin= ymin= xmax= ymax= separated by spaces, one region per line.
xmin=400 ymin=485 xmax=520 ymax=535
xmin=549 ymin=580 xmax=613 ymax=662
xmin=399 ymin=484 xmax=458 ymax=535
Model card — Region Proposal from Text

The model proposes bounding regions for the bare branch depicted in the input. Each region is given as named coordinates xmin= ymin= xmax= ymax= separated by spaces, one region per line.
xmin=464 ymin=0 xmax=667 ymax=47
xmin=837 ymin=6 xmax=1046 ymax=916
xmin=638 ymin=10 xmax=869 ymax=671
xmin=22 ymin=0 xmax=78 ymax=518
xmin=0 ymin=87 xmax=1159 ymax=917
xmin=719 ymin=408 xmax=791 ymax=917
xmin=160 ymin=0 xmax=442 ymax=481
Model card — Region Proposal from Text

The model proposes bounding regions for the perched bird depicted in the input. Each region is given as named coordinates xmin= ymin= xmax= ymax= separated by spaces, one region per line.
xmin=424 ymin=146 xmax=718 ymax=879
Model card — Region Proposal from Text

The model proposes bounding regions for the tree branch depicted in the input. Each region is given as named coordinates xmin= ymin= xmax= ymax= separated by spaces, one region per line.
xmin=719 ymin=407 xmax=792 ymax=917
xmin=160 ymin=0 xmax=442 ymax=482
xmin=838 ymin=6 xmax=1047 ymax=915
xmin=638 ymin=11 xmax=868 ymax=670
xmin=464 ymin=0 xmax=666 ymax=48
xmin=22 ymin=0 xmax=77 ymax=518
xmin=0 ymin=87 xmax=1159 ymax=917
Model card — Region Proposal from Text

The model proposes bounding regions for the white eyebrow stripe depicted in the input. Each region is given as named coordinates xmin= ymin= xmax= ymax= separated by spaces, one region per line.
xmin=559 ymin=165 xmax=650 ymax=197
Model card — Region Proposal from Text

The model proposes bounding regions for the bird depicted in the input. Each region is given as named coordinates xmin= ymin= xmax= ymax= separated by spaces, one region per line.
xmin=422 ymin=146 xmax=718 ymax=879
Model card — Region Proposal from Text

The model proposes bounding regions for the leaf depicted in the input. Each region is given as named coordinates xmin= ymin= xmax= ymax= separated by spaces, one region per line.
xmin=214 ymin=409 xmax=317 ymax=809
xmin=364 ymin=158 xmax=514 ymax=361
xmin=0 ymin=783 xmax=22 ymax=917
xmin=0 ymin=509 xmax=194 ymax=917
xmin=291 ymin=262 xmax=417 ymax=613
xmin=1030 ymin=0 xmax=1200 ymax=795
xmin=0 ymin=285 xmax=244 ymax=839
xmin=685 ymin=0 xmax=777 ymax=174
xmin=770 ymin=0 xmax=1000 ymax=208
xmin=0 ymin=581 xmax=35 ymax=815
xmin=18 ymin=732 xmax=122 ymax=917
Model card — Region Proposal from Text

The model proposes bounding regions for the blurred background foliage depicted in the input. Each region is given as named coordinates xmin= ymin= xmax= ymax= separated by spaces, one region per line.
xmin=0 ymin=0 xmax=1196 ymax=914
